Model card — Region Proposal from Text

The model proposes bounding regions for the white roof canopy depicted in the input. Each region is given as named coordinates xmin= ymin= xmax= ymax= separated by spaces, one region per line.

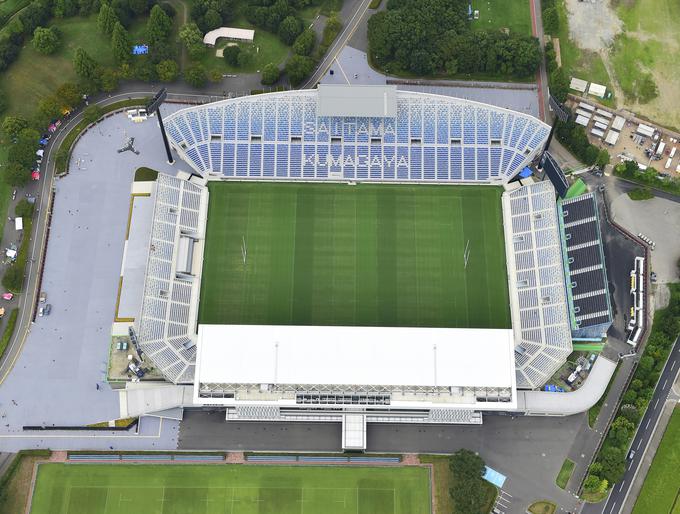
xmin=570 ymin=77 xmax=588 ymax=92
xmin=588 ymin=82 xmax=606 ymax=98
xmin=203 ymin=27 xmax=255 ymax=45
xmin=196 ymin=324 xmax=515 ymax=389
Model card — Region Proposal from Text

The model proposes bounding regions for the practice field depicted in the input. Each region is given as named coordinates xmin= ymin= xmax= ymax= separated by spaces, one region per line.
xmin=632 ymin=406 xmax=680 ymax=514
xmin=471 ymin=0 xmax=532 ymax=36
xmin=30 ymin=464 xmax=432 ymax=514
xmin=198 ymin=182 xmax=510 ymax=329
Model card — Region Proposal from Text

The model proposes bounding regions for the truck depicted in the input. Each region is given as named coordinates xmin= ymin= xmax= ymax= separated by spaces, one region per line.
xmin=655 ymin=140 xmax=666 ymax=157
xmin=39 ymin=291 xmax=47 ymax=303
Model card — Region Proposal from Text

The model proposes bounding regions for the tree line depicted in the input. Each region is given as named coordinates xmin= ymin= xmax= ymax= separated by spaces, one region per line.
xmin=367 ymin=0 xmax=541 ymax=79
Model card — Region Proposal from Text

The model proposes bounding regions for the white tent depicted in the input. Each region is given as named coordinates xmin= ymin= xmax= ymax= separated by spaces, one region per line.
xmin=570 ymin=77 xmax=588 ymax=93
xmin=588 ymin=83 xmax=607 ymax=98
xmin=15 ymin=217 xmax=22 ymax=231
xmin=5 ymin=249 xmax=17 ymax=259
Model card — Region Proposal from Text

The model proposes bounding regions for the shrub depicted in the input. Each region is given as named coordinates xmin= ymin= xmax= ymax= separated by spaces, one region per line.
xmin=223 ymin=45 xmax=240 ymax=66
xmin=260 ymin=63 xmax=280 ymax=85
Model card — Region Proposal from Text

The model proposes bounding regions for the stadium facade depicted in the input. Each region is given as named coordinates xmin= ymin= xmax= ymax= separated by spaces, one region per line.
xmin=132 ymin=86 xmax=576 ymax=446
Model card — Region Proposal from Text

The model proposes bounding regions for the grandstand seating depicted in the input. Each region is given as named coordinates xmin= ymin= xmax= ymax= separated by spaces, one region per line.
xmin=165 ymin=90 xmax=550 ymax=183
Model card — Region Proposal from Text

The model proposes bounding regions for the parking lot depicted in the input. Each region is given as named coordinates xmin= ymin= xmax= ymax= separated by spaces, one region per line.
xmin=0 ymin=105 xmax=187 ymax=451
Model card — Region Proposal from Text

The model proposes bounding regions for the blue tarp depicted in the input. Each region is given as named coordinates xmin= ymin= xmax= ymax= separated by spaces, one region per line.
xmin=483 ymin=466 xmax=507 ymax=488
xmin=519 ymin=166 xmax=533 ymax=178
xmin=133 ymin=45 xmax=149 ymax=55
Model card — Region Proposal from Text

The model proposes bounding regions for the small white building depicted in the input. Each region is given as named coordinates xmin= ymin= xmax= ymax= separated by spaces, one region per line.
xmin=588 ymin=82 xmax=607 ymax=98
xmin=203 ymin=27 xmax=255 ymax=47
xmin=570 ymin=77 xmax=588 ymax=93
xmin=15 ymin=217 xmax=22 ymax=231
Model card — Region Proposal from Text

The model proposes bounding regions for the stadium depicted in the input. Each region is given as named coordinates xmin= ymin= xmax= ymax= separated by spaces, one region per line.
xmin=126 ymin=85 xmax=577 ymax=449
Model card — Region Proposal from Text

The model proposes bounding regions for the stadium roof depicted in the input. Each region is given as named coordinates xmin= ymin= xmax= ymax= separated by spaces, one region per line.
xmin=559 ymin=193 xmax=612 ymax=330
xmin=195 ymin=325 xmax=515 ymax=389
xmin=317 ymin=84 xmax=397 ymax=117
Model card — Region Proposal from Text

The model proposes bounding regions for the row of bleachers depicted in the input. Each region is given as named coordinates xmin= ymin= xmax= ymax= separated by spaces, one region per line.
xmin=165 ymin=91 xmax=549 ymax=183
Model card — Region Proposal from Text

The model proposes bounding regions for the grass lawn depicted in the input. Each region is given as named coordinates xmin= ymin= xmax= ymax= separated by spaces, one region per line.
xmin=555 ymin=458 xmax=575 ymax=489
xmin=0 ymin=144 xmax=11 ymax=236
xmin=0 ymin=0 xmax=30 ymax=19
xmin=632 ymin=406 xmax=680 ymax=514
xmin=198 ymin=183 xmax=510 ymax=328
xmin=30 ymin=463 xmax=432 ymax=514
xmin=420 ymin=455 xmax=496 ymax=514
xmin=528 ymin=501 xmax=557 ymax=514
xmin=0 ymin=15 xmax=115 ymax=118
xmin=471 ymin=0 xmax=532 ymax=36
xmin=196 ymin=16 xmax=289 ymax=75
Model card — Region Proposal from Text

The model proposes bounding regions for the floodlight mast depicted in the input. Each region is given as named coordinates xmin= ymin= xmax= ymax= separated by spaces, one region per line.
xmin=146 ymin=88 xmax=174 ymax=164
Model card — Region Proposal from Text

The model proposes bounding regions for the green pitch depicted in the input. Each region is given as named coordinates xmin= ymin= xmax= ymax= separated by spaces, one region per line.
xmin=198 ymin=182 xmax=510 ymax=329
xmin=30 ymin=464 xmax=431 ymax=514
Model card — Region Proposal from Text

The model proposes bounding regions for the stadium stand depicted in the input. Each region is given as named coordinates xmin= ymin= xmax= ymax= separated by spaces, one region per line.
xmin=135 ymin=174 xmax=209 ymax=383
xmin=502 ymin=181 xmax=573 ymax=389
xmin=558 ymin=193 xmax=613 ymax=339
xmin=164 ymin=86 xmax=550 ymax=183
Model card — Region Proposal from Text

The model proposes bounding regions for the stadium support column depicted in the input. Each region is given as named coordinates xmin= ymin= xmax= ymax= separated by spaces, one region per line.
xmin=156 ymin=109 xmax=174 ymax=165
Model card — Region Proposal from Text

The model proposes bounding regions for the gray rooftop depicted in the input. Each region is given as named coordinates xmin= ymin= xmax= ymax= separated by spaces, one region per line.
xmin=317 ymin=84 xmax=397 ymax=117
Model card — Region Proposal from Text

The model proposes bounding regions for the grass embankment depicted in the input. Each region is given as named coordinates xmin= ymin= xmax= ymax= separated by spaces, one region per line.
xmin=0 ymin=450 xmax=52 ymax=514
xmin=470 ymin=0 xmax=532 ymax=36
xmin=632 ymin=406 xmax=680 ymax=514
xmin=56 ymin=98 xmax=149 ymax=174
xmin=87 ymin=417 xmax=137 ymax=428
xmin=0 ymin=15 xmax=116 ymax=118
xmin=134 ymin=167 xmax=159 ymax=182
xmin=0 ymin=309 xmax=19 ymax=360
xmin=615 ymin=162 xmax=680 ymax=198
xmin=420 ymin=455 xmax=496 ymax=514
xmin=556 ymin=458 xmax=575 ymax=489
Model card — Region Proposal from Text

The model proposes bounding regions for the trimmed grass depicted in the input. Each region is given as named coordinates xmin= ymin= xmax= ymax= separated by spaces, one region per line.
xmin=196 ymin=16 xmax=289 ymax=75
xmin=528 ymin=501 xmax=557 ymax=514
xmin=420 ymin=455 xmax=496 ymax=514
xmin=632 ymin=406 xmax=680 ymax=514
xmin=198 ymin=183 xmax=510 ymax=328
xmin=134 ymin=167 xmax=159 ymax=182
xmin=0 ymin=308 xmax=18 ymax=360
xmin=471 ymin=0 xmax=532 ymax=36
xmin=555 ymin=458 xmax=575 ymax=489
xmin=30 ymin=463 xmax=432 ymax=514
xmin=0 ymin=15 xmax=115 ymax=118
xmin=0 ymin=144 xmax=11 ymax=237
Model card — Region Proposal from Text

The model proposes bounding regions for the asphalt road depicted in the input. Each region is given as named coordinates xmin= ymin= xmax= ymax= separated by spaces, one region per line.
xmin=585 ymin=336 xmax=680 ymax=514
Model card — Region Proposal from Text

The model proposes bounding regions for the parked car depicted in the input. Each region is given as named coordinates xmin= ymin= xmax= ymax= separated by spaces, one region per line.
xmin=43 ymin=304 xmax=52 ymax=315
xmin=2 ymin=292 xmax=14 ymax=300
xmin=11 ymin=190 xmax=16 ymax=200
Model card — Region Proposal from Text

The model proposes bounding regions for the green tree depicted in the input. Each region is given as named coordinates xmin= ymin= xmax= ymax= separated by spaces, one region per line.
xmin=111 ymin=22 xmax=132 ymax=64
xmin=0 ymin=93 xmax=6 ymax=115
xmin=448 ymin=449 xmax=487 ymax=514
xmin=179 ymin=22 xmax=205 ymax=59
xmin=184 ymin=64 xmax=207 ymax=87
xmin=73 ymin=47 xmax=99 ymax=81
xmin=237 ymin=46 xmax=254 ymax=67
xmin=278 ymin=15 xmax=303 ymax=45
xmin=38 ymin=96 xmax=62 ymax=120
xmin=146 ymin=4 xmax=173 ymax=45
xmin=100 ymin=67 xmax=119 ymax=92
xmin=292 ymin=28 xmax=315 ymax=56
xmin=203 ymin=8 xmax=222 ymax=30
xmin=2 ymin=116 xmax=28 ymax=138
xmin=260 ymin=63 xmax=280 ymax=85
xmin=3 ymin=162 xmax=30 ymax=187
xmin=599 ymin=446 xmax=626 ymax=484
xmin=583 ymin=474 xmax=602 ymax=493
xmin=596 ymin=149 xmax=610 ymax=168
xmin=55 ymin=83 xmax=82 ymax=107
xmin=15 ymin=198 xmax=35 ymax=218
xmin=32 ymin=26 xmax=60 ymax=54
xmin=156 ymin=59 xmax=179 ymax=82
xmin=223 ymin=45 xmax=241 ymax=66
xmin=97 ymin=3 xmax=118 ymax=35
xmin=549 ymin=67 xmax=569 ymax=103
xmin=8 ymin=128 xmax=41 ymax=168
xmin=83 ymin=104 xmax=104 ymax=124
xmin=542 ymin=6 xmax=559 ymax=34
xmin=285 ymin=54 xmax=314 ymax=86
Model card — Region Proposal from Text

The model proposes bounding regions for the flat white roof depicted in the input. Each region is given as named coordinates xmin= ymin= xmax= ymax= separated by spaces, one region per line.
xmin=605 ymin=130 xmax=620 ymax=145
xmin=570 ymin=77 xmax=588 ymax=92
xmin=203 ymin=27 xmax=255 ymax=45
xmin=575 ymin=114 xmax=590 ymax=127
xmin=588 ymin=83 xmax=606 ymax=98
xmin=612 ymin=115 xmax=625 ymax=131
xmin=196 ymin=324 xmax=515 ymax=389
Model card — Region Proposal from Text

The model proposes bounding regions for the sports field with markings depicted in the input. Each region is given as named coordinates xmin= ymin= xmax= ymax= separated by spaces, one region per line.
xmin=198 ymin=182 xmax=510 ymax=329
xmin=30 ymin=464 xmax=432 ymax=514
